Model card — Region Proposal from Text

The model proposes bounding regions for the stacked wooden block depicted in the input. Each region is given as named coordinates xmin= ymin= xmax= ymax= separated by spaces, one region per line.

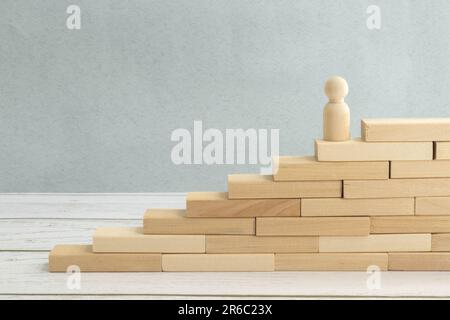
xmin=49 ymin=118 xmax=450 ymax=272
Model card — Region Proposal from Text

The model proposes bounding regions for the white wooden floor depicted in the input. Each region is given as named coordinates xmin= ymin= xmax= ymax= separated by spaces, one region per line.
xmin=2 ymin=193 xmax=450 ymax=300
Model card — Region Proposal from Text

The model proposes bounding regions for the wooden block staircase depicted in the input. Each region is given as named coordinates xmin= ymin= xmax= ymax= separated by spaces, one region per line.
xmin=48 ymin=77 xmax=450 ymax=272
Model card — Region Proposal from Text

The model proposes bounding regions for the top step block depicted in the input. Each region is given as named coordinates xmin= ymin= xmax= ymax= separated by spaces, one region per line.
xmin=315 ymin=138 xmax=432 ymax=162
xmin=362 ymin=118 xmax=450 ymax=142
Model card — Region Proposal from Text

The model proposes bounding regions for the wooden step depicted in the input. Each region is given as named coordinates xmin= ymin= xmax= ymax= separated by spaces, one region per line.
xmin=415 ymin=197 xmax=450 ymax=215
xmin=143 ymin=209 xmax=255 ymax=235
xmin=435 ymin=142 xmax=450 ymax=160
xmin=391 ymin=160 xmax=450 ymax=178
xmin=228 ymin=174 xmax=342 ymax=199
xmin=388 ymin=253 xmax=450 ymax=271
xmin=48 ymin=245 xmax=161 ymax=272
xmin=370 ymin=216 xmax=450 ymax=234
xmin=186 ymin=192 xmax=300 ymax=217
xmin=361 ymin=118 xmax=450 ymax=142
xmin=315 ymin=138 xmax=432 ymax=161
xmin=273 ymin=156 xmax=388 ymax=181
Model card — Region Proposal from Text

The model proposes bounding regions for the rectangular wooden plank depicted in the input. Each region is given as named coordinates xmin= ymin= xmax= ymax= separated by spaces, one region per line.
xmin=143 ymin=209 xmax=255 ymax=235
xmin=344 ymin=178 xmax=450 ymax=198
xmin=391 ymin=160 xmax=450 ymax=178
xmin=319 ymin=234 xmax=431 ymax=252
xmin=315 ymin=138 xmax=432 ymax=162
xmin=371 ymin=216 xmax=450 ymax=234
xmin=301 ymin=198 xmax=414 ymax=217
xmin=416 ymin=197 xmax=450 ymax=215
xmin=275 ymin=253 xmax=388 ymax=271
xmin=227 ymin=174 xmax=342 ymax=199
xmin=435 ymin=142 xmax=450 ymax=160
xmin=93 ymin=227 xmax=205 ymax=253
xmin=186 ymin=192 xmax=300 ymax=217
xmin=361 ymin=118 xmax=450 ymax=142
xmin=432 ymin=234 xmax=450 ymax=251
xmin=162 ymin=254 xmax=274 ymax=272
xmin=273 ymin=156 xmax=389 ymax=181
xmin=48 ymin=245 xmax=161 ymax=272
xmin=256 ymin=217 xmax=370 ymax=236
xmin=389 ymin=253 xmax=450 ymax=271
xmin=206 ymin=235 xmax=318 ymax=253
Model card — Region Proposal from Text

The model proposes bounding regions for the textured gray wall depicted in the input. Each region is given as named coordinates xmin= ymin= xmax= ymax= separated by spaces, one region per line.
xmin=1 ymin=0 xmax=450 ymax=192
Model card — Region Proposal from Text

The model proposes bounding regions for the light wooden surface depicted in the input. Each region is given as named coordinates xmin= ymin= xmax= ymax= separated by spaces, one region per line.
xmin=388 ymin=253 xmax=450 ymax=271
xmin=144 ymin=209 xmax=255 ymax=234
xmin=431 ymin=234 xmax=450 ymax=251
xmin=256 ymin=217 xmax=370 ymax=236
xmin=344 ymin=178 xmax=450 ymax=198
xmin=186 ymin=192 xmax=300 ymax=217
xmin=361 ymin=118 xmax=450 ymax=142
xmin=49 ymin=245 xmax=161 ymax=272
xmin=315 ymin=138 xmax=432 ymax=161
xmin=93 ymin=227 xmax=205 ymax=253
xmin=435 ymin=142 xmax=450 ymax=160
xmin=162 ymin=254 xmax=275 ymax=272
xmin=323 ymin=76 xmax=350 ymax=142
xmin=275 ymin=253 xmax=388 ymax=271
xmin=227 ymin=174 xmax=342 ymax=199
xmin=301 ymin=198 xmax=414 ymax=217
xmin=4 ymin=193 xmax=450 ymax=299
xmin=273 ymin=156 xmax=388 ymax=181
xmin=206 ymin=235 xmax=318 ymax=253
xmin=370 ymin=216 xmax=450 ymax=234
xmin=416 ymin=197 xmax=450 ymax=215
xmin=390 ymin=160 xmax=450 ymax=178
xmin=319 ymin=234 xmax=431 ymax=253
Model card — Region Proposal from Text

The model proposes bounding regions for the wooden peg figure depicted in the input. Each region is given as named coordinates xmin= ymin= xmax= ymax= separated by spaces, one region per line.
xmin=323 ymin=76 xmax=350 ymax=141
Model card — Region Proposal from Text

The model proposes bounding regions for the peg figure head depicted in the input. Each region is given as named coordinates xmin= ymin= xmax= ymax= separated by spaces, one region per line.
xmin=324 ymin=76 xmax=348 ymax=103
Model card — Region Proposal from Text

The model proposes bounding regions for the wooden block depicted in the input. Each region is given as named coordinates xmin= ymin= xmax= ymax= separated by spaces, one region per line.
xmin=371 ymin=216 xmax=450 ymax=234
xmin=435 ymin=142 xmax=450 ymax=160
xmin=431 ymin=234 xmax=450 ymax=251
xmin=391 ymin=160 xmax=450 ymax=178
xmin=93 ymin=227 xmax=205 ymax=253
xmin=48 ymin=245 xmax=161 ymax=272
xmin=143 ymin=209 xmax=255 ymax=235
xmin=344 ymin=178 xmax=450 ymax=198
xmin=273 ymin=156 xmax=389 ymax=181
xmin=206 ymin=235 xmax=318 ymax=253
xmin=275 ymin=253 xmax=388 ymax=271
xmin=227 ymin=174 xmax=342 ymax=199
xmin=301 ymin=198 xmax=414 ymax=217
xmin=319 ymin=234 xmax=431 ymax=252
xmin=186 ymin=192 xmax=300 ymax=217
xmin=315 ymin=138 xmax=432 ymax=161
xmin=388 ymin=253 xmax=450 ymax=271
xmin=256 ymin=217 xmax=370 ymax=236
xmin=361 ymin=118 xmax=450 ymax=142
xmin=416 ymin=197 xmax=450 ymax=215
xmin=162 ymin=254 xmax=274 ymax=272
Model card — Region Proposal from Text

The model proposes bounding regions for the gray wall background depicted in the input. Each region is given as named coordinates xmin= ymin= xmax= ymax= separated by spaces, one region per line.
xmin=1 ymin=0 xmax=450 ymax=192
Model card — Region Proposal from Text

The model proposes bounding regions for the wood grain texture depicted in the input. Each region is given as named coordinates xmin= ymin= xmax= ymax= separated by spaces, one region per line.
xmin=361 ymin=118 xmax=450 ymax=142
xmin=227 ymin=174 xmax=342 ymax=199
xmin=344 ymin=178 xmax=450 ymax=198
xmin=319 ymin=234 xmax=431 ymax=252
xmin=143 ymin=209 xmax=255 ymax=235
xmin=275 ymin=253 xmax=388 ymax=271
xmin=301 ymin=198 xmax=414 ymax=217
xmin=315 ymin=138 xmax=432 ymax=161
xmin=206 ymin=235 xmax=318 ymax=253
xmin=416 ymin=197 xmax=450 ymax=215
xmin=273 ymin=156 xmax=388 ymax=181
xmin=162 ymin=254 xmax=274 ymax=272
xmin=256 ymin=217 xmax=370 ymax=236
xmin=389 ymin=253 xmax=450 ymax=271
xmin=431 ymin=234 xmax=450 ymax=251
xmin=49 ymin=245 xmax=161 ymax=272
xmin=435 ymin=142 xmax=450 ymax=160
xmin=391 ymin=160 xmax=450 ymax=178
xmin=186 ymin=192 xmax=300 ymax=217
xmin=371 ymin=216 xmax=450 ymax=234
xmin=93 ymin=227 xmax=205 ymax=253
